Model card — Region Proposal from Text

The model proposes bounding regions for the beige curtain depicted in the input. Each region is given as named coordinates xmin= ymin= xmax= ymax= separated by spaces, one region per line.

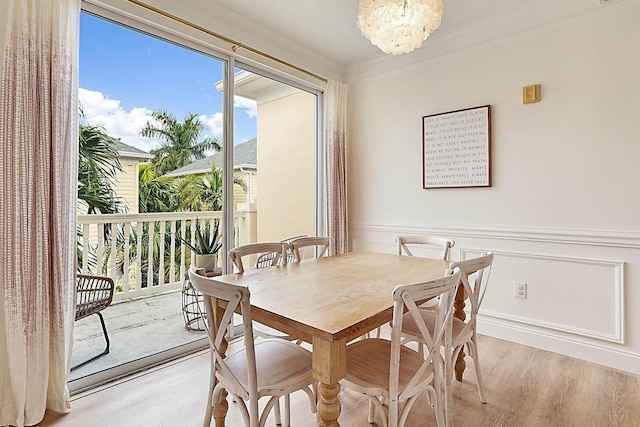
xmin=0 ymin=0 xmax=79 ymax=426
xmin=324 ymin=80 xmax=349 ymax=254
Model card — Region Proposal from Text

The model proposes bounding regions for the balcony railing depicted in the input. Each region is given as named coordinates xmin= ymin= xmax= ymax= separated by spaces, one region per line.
xmin=77 ymin=210 xmax=251 ymax=301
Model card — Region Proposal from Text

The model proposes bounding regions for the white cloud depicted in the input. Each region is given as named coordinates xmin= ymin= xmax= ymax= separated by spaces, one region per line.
xmin=79 ymin=88 xmax=159 ymax=152
xmin=234 ymin=95 xmax=257 ymax=118
xmin=199 ymin=112 xmax=223 ymax=140
xmin=79 ymin=88 xmax=227 ymax=154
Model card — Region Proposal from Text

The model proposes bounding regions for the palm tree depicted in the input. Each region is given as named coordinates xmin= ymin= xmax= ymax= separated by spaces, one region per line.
xmin=177 ymin=163 xmax=247 ymax=212
xmin=78 ymin=117 xmax=124 ymax=214
xmin=138 ymin=163 xmax=177 ymax=213
xmin=140 ymin=110 xmax=221 ymax=176
xmin=77 ymin=112 xmax=125 ymax=271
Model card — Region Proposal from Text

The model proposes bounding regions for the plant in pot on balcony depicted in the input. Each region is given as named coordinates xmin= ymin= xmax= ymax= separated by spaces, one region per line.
xmin=178 ymin=218 xmax=222 ymax=273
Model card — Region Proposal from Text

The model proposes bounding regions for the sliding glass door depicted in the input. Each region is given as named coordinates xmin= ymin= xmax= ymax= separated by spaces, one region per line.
xmin=73 ymin=10 xmax=229 ymax=391
xmin=72 ymin=7 xmax=322 ymax=393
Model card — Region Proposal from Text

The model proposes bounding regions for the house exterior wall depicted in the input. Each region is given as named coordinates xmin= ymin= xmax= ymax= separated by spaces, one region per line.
xmin=256 ymin=91 xmax=316 ymax=242
xmin=235 ymin=169 xmax=257 ymax=207
xmin=348 ymin=1 xmax=640 ymax=374
xmin=113 ymin=160 xmax=140 ymax=213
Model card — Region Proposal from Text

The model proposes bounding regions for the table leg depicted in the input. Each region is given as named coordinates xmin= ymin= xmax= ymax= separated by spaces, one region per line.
xmin=453 ymin=285 xmax=466 ymax=381
xmin=312 ymin=337 xmax=346 ymax=427
xmin=213 ymin=392 xmax=229 ymax=427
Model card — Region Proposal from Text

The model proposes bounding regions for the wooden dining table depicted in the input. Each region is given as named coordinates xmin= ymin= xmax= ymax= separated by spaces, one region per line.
xmin=209 ymin=250 xmax=458 ymax=426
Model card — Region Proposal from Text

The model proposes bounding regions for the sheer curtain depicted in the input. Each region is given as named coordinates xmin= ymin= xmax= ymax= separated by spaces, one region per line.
xmin=0 ymin=1 xmax=79 ymax=426
xmin=324 ymin=80 xmax=349 ymax=254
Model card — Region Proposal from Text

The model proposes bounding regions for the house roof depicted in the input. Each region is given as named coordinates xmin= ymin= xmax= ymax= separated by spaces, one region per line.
xmin=165 ymin=138 xmax=257 ymax=177
xmin=117 ymin=141 xmax=153 ymax=160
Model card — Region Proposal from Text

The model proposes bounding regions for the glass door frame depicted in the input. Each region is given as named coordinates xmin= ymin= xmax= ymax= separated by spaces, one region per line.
xmin=74 ymin=0 xmax=325 ymax=394
xmin=227 ymin=61 xmax=325 ymax=266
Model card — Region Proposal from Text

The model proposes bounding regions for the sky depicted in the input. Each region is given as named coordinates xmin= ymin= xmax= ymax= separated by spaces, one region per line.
xmin=79 ymin=12 xmax=257 ymax=153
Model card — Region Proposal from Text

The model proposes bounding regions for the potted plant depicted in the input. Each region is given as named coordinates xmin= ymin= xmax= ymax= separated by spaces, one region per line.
xmin=178 ymin=218 xmax=222 ymax=273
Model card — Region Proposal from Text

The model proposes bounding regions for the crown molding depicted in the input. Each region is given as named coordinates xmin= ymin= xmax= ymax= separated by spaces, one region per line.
xmin=345 ymin=0 xmax=631 ymax=82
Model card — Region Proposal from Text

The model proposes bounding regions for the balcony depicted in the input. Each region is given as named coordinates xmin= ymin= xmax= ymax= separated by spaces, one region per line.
xmin=71 ymin=209 xmax=255 ymax=388
xmin=70 ymin=288 xmax=204 ymax=381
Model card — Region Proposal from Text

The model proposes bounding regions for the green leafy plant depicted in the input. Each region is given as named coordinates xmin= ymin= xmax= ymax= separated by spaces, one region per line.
xmin=178 ymin=219 xmax=222 ymax=255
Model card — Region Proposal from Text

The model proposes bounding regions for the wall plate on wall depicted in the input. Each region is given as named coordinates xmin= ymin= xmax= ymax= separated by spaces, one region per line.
xmin=523 ymin=84 xmax=541 ymax=104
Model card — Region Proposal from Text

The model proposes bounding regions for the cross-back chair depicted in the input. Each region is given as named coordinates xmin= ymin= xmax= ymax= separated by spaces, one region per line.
xmin=396 ymin=235 xmax=455 ymax=261
xmin=395 ymin=235 xmax=456 ymax=313
xmin=254 ymin=235 xmax=308 ymax=268
xmin=369 ymin=235 xmax=455 ymax=339
xmin=228 ymin=240 xmax=303 ymax=418
xmin=229 ymin=242 xmax=289 ymax=273
xmin=401 ymin=252 xmax=494 ymax=403
xmin=188 ymin=267 xmax=316 ymax=427
xmin=340 ymin=268 xmax=462 ymax=427
xmin=289 ymin=236 xmax=334 ymax=262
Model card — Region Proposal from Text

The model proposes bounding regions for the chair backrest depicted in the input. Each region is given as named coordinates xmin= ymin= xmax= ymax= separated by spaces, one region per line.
xmin=254 ymin=235 xmax=307 ymax=268
xmin=188 ymin=267 xmax=259 ymax=405
xmin=449 ymin=252 xmax=494 ymax=332
xmin=389 ymin=268 xmax=461 ymax=410
xmin=396 ymin=235 xmax=455 ymax=261
xmin=229 ymin=242 xmax=288 ymax=272
xmin=75 ymin=275 xmax=115 ymax=321
xmin=289 ymin=236 xmax=335 ymax=262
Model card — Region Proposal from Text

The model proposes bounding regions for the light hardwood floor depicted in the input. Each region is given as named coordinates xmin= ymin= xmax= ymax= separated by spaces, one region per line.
xmin=38 ymin=335 xmax=639 ymax=427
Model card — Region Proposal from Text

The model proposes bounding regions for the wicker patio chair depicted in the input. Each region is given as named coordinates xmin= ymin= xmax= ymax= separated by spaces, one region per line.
xmin=72 ymin=274 xmax=115 ymax=371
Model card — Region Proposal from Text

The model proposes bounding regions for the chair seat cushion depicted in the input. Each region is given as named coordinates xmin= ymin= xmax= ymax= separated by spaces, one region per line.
xmin=225 ymin=339 xmax=313 ymax=390
xmin=342 ymin=338 xmax=433 ymax=396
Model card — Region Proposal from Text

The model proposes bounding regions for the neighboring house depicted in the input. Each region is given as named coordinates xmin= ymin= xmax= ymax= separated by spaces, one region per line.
xmin=114 ymin=142 xmax=153 ymax=214
xmin=77 ymin=141 xmax=151 ymax=215
xmin=165 ymin=138 xmax=257 ymax=210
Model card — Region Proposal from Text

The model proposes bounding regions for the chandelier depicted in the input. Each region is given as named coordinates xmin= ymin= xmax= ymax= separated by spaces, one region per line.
xmin=357 ymin=0 xmax=444 ymax=55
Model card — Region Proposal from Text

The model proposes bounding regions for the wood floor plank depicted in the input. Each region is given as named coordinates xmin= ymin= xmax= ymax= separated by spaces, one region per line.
xmin=37 ymin=335 xmax=640 ymax=427
xmin=590 ymin=365 xmax=640 ymax=427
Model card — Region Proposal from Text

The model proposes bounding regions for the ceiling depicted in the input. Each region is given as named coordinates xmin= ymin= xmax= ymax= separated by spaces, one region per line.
xmin=200 ymin=0 xmax=608 ymax=70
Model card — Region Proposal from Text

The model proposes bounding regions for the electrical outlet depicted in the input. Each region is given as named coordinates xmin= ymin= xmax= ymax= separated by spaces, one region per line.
xmin=514 ymin=282 xmax=527 ymax=299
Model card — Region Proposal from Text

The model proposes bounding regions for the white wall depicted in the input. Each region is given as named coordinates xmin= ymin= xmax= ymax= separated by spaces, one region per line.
xmin=348 ymin=1 xmax=640 ymax=374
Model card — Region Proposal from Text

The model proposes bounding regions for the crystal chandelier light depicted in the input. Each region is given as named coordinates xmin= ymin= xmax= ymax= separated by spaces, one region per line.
xmin=357 ymin=0 xmax=444 ymax=55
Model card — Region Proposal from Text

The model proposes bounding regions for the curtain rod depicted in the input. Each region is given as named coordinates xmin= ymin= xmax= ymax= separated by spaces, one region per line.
xmin=125 ymin=0 xmax=328 ymax=84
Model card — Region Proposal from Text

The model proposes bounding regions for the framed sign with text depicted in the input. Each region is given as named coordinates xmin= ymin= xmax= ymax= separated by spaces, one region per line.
xmin=422 ymin=105 xmax=491 ymax=189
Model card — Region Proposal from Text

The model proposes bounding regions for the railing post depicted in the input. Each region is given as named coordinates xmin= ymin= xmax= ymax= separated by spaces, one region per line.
xmin=236 ymin=203 xmax=257 ymax=247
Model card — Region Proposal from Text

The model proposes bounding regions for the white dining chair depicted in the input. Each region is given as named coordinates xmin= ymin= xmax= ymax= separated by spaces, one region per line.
xmin=229 ymin=242 xmax=289 ymax=272
xmin=227 ymin=241 xmax=304 ymax=419
xmin=396 ymin=235 xmax=455 ymax=261
xmin=401 ymin=252 xmax=494 ymax=403
xmin=289 ymin=236 xmax=334 ymax=262
xmin=189 ymin=267 xmax=317 ymax=427
xmin=228 ymin=243 xmax=295 ymax=342
xmin=369 ymin=235 xmax=455 ymax=339
xmin=396 ymin=235 xmax=455 ymax=312
xmin=254 ymin=235 xmax=308 ymax=268
xmin=340 ymin=268 xmax=461 ymax=427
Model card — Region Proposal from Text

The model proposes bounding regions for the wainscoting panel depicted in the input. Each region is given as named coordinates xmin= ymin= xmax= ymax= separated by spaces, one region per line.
xmin=464 ymin=249 xmax=624 ymax=344
xmin=349 ymin=223 xmax=639 ymax=374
